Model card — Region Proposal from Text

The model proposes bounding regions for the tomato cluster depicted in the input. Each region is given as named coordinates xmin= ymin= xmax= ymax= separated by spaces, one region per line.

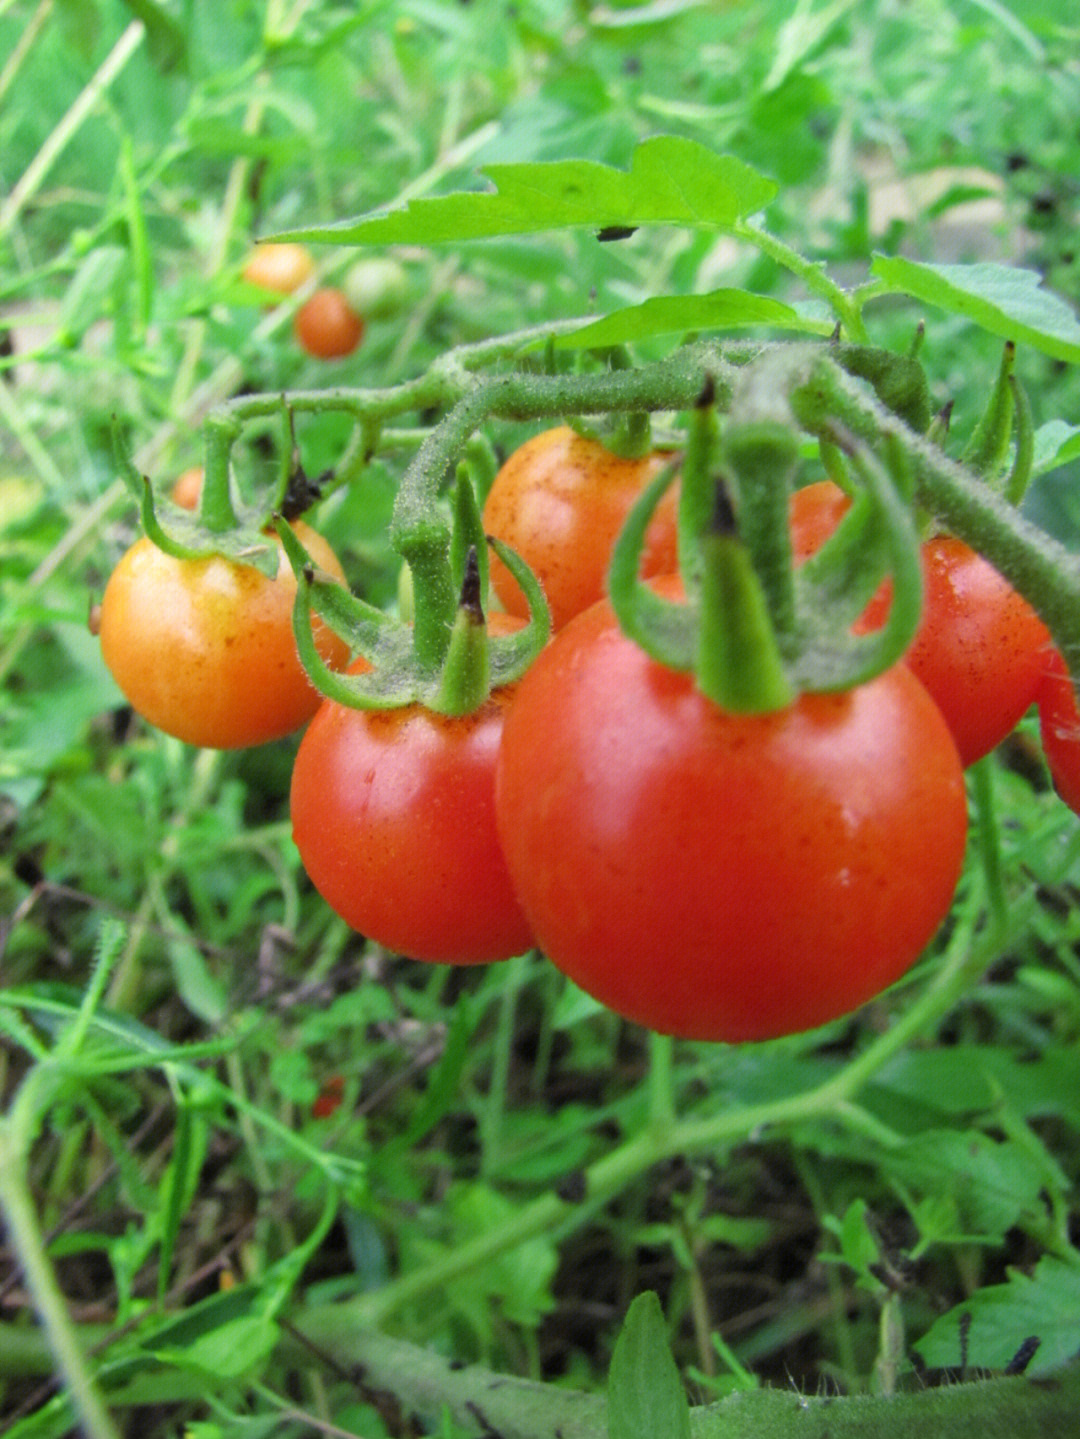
xmin=99 ymin=415 xmax=1073 ymax=1045
xmin=242 ymin=243 xmax=366 ymax=361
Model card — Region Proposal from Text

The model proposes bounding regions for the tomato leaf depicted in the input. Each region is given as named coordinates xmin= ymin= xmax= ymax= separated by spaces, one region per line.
xmin=275 ymin=138 xmax=777 ymax=245
xmin=870 ymin=257 xmax=1080 ymax=364
xmin=552 ymin=289 xmax=831 ymax=348
xmin=915 ymin=1256 xmax=1080 ymax=1376
xmin=608 ymin=1292 xmax=692 ymax=1439
xmin=1031 ymin=419 xmax=1080 ymax=477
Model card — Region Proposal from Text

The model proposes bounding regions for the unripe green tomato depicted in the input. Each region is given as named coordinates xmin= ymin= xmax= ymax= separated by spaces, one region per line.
xmin=342 ymin=257 xmax=409 ymax=321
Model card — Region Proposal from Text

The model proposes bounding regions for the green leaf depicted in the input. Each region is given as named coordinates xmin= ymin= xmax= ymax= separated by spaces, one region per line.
xmin=608 ymin=1292 xmax=692 ymax=1439
xmin=916 ymin=1256 xmax=1080 ymax=1375
xmin=870 ymin=257 xmax=1080 ymax=364
xmin=276 ymin=137 xmax=777 ymax=246
xmin=1032 ymin=420 xmax=1080 ymax=477
xmin=552 ymin=289 xmax=830 ymax=348
xmin=118 ymin=0 xmax=187 ymax=72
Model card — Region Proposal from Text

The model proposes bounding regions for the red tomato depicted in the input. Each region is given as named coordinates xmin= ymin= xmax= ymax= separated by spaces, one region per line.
xmin=243 ymin=242 xmax=315 ymax=296
xmin=495 ymin=594 xmax=968 ymax=1042
xmin=311 ymin=1075 xmax=346 ymax=1119
xmin=790 ymin=481 xmax=1050 ymax=766
xmin=294 ymin=288 xmax=364 ymax=359
xmin=1038 ymin=649 xmax=1080 ymax=814
xmin=99 ymin=523 xmax=349 ymax=748
xmin=290 ymin=618 xmax=534 ymax=964
xmin=483 ymin=427 xmax=679 ymax=630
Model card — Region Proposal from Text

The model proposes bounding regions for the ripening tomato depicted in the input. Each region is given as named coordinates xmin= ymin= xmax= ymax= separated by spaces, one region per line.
xmin=242 ymin=242 xmax=315 ymax=296
xmin=294 ymin=288 xmax=364 ymax=359
xmin=482 ymin=427 xmax=679 ymax=630
xmin=495 ymin=593 xmax=968 ymax=1042
xmin=290 ymin=616 xmax=534 ymax=963
xmin=1038 ymin=649 xmax=1080 ymax=814
xmin=99 ymin=523 xmax=349 ymax=748
xmin=790 ymin=481 xmax=1050 ymax=766
xmin=171 ymin=467 xmax=204 ymax=510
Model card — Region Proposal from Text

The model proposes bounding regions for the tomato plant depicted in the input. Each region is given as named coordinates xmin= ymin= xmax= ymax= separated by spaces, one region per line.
xmin=790 ymin=481 xmax=1050 ymax=765
xmin=290 ymin=633 xmax=534 ymax=964
xmin=495 ymin=592 xmax=968 ymax=1042
xmin=294 ymin=287 xmax=365 ymax=359
xmin=242 ymin=241 xmax=315 ymax=296
xmin=1038 ymin=649 xmax=1080 ymax=814
xmin=99 ymin=523 xmax=349 ymax=748
xmin=482 ymin=426 xmax=679 ymax=630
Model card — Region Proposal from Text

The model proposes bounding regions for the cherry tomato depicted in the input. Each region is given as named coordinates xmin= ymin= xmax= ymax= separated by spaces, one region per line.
xmin=290 ymin=617 xmax=534 ymax=964
xmin=294 ymin=288 xmax=364 ymax=360
xmin=171 ymin=467 xmax=204 ymax=510
xmin=482 ymin=427 xmax=679 ymax=630
xmin=495 ymin=593 xmax=968 ymax=1042
xmin=1038 ymin=649 xmax=1080 ymax=814
xmin=99 ymin=523 xmax=349 ymax=748
xmin=242 ymin=242 xmax=315 ymax=296
xmin=790 ymin=481 xmax=1050 ymax=766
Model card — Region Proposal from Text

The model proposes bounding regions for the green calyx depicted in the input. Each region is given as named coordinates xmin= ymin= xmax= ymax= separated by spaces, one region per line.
xmin=960 ymin=340 xmax=1034 ymax=505
xmin=608 ymin=354 xmax=925 ymax=713
xmin=276 ymin=475 xmax=550 ymax=717
xmin=113 ymin=407 xmax=325 ymax=579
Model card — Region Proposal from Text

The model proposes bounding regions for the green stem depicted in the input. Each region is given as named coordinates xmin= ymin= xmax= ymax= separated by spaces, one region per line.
xmin=0 ymin=1119 xmax=121 ymax=1439
xmin=970 ymin=757 xmax=1008 ymax=939
xmin=735 ymin=219 xmax=869 ymax=342
xmin=648 ymin=1033 xmax=676 ymax=1128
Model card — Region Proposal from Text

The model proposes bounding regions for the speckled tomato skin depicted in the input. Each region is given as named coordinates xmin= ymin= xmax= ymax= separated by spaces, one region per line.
xmin=902 ymin=536 xmax=1050 ymax=766
xmin=495 ymin=595 xmax=968 ymax=1042
xmin=99 ymin=523 xmax=348 ymax=748
xmin=290 ymin=663 xmax=534 ymax=963
xmin=483 ymin=426 xmax=679 ymax=630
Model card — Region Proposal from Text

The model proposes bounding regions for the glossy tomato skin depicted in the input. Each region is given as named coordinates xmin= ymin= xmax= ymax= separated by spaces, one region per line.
xmin=290 ymin=664 xmax=534 ymax=964
xmin=1038 ymin=649 xmax=1080 ymax=814
xmin=495 ymin=596 xmax=968 ymax=1042
xmin=483 ymin=427 xmax=679 ymax=630
xmin=904 ymin=535 xmax=1050 ymax=766
xmin=99 ymin=522 xmax=348 ymax=749
xmin=294 ymin=287 xmax=364 ymax=359
xmin=790 ymin=481 xmax=1050 ymax=766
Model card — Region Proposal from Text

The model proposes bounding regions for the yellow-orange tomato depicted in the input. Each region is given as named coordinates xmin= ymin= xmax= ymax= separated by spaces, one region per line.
xmin=294 ymin=288 xmax=364 ymax=359
xmin=482 ymin=427 xmax=679 ymax=631
xmin=99 ymin=523 xmax=349 ymax=748
xmin=242 ymin=242 xmax=315 ymax=296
